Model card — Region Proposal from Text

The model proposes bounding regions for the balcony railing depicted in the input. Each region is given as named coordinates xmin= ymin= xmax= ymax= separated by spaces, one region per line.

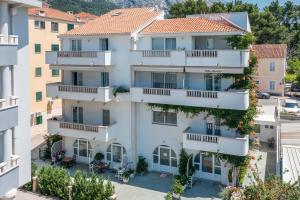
xmin=48 ymin=117 xmax=117 ymax=142
xmin=0 ymin=155 xmax=20 ymax=175
xmin=47 ymin=83 xmax=112 ymax=102
xmin=185 ymin=50 xmax=217 ymax=57
xmin=57 ymin=51 xmax=98 ymax=57
xmin=131 ymin=87 xmax=249 ymax=110
xmin=182 ymin=127 xmax=249 ymax=156
xmin=186 ymin=132 xmax=219 ymax=144
xmin=143 ymin=88 xmax=171 ymax=96
xmin=0 ymin=98 xmax=18 ymax=132
xmin=58 ymin=85 xmax=98 ymax=94
xmin=130 ymin=49 xmax=249 ymax=68
xmin=0 ymin=35 xmax=18 ymax=45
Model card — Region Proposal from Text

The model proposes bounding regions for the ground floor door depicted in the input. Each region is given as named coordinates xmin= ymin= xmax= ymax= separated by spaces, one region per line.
xmin=152 ymin=145 xmax=177 ymax=174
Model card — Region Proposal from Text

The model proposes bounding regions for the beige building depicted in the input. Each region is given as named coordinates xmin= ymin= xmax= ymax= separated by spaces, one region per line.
xmin=28 ymin=4 xmax=96 ymax=131
xmin=253 ymin=44 xmax=287 ymax=96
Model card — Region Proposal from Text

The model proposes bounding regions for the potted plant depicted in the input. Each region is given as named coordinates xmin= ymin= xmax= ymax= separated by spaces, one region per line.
xmin=172 ymin=179 xmax=184 ymax=199
xmin=122 ymin=171 xmax=130 ymax=183
xmin=128 ymin=169 xmax=135 ymax=178
xmin=136 ymin=156 xmax=148 ymax=175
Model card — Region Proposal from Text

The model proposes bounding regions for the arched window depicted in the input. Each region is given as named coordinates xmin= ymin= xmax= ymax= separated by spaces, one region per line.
xmin=106 ymin=143 xmax=126 ymax=163
xmin=153 ymin=145 xmax=177 ymax=167
xmin=73 ymin=138 xmax=92 ymax=158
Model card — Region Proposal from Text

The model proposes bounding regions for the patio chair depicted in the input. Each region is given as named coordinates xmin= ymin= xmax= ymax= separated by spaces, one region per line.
xmin=114 ymin=156 xmax=129 ymax=180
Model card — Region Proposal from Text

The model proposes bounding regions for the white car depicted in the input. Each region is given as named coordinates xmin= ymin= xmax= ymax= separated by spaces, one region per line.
xmin=283 ymin=100 xmax=300 ymax=114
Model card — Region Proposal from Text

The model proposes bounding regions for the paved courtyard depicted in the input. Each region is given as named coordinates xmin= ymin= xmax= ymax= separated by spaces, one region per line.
xmin=31 ymin=160 xmax=222 ymax=200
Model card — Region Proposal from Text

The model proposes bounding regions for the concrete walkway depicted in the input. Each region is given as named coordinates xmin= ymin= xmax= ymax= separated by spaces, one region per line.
xmin=16 ymin=190 xmax=57 ymax=200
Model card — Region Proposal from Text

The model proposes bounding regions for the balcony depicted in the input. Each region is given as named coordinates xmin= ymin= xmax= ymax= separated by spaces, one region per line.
xmin=0 ymin=35 xmax=18 ymax=66
xmin=0 ymin=156 xmax=20 ymax=197
xmin=0 ymin=99 xmax=18 ymax=132
xmin=46 ymin=51 xmax=114 ymax=69
xmin=47 ymin=83 xmax=112 ymax=102
xmin=130 ymin=50 xmax=249 ymax=68
xmin=131 ymin=87 xmax=249 ymax=110
xmin=182 ymin=127 xmax=249 ymax=156
xmin=48 ymin=117 xmax=117 ymax=142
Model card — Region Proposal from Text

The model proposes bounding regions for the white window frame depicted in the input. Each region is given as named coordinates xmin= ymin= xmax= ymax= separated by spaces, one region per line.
xmin=152 ymin=111 xmax=177 ymax=126
xmin=73 ymin=138 xmax=92 ymax=158
xmin=269 ymin=81 xmax=275 ymax=91
xmin=270 ymin=61 xmax=275 ymax=72
xmin=151 ymin=37 xmax=176 ymax=50
xmin=51 ymin=21 xmax=59 ymax=32
xmin=34 ymin=20 xmax=45 ymax=29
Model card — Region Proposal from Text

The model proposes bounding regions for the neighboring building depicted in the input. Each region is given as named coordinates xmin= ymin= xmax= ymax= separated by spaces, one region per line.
xmin=0 ymin=0 xmax=41 ymax=199
xmin=28 ymin=5 xmax=91 ymax=132
xmin=253 ymin=44 xmax=287 ymax=96
xmin=75 ymin=12 xmax=98 ymax=23
xmin=46 ymin=8 xmax=251 ymax=185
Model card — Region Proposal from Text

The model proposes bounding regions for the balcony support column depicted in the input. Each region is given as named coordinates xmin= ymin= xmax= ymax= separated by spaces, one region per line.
xmin=0 ymin=1 xmax=9 ymax=35
xmin=0 ymin=66 xmax=12 ymax=106
xmin=3 ymin=128 xmax=12 ymax=164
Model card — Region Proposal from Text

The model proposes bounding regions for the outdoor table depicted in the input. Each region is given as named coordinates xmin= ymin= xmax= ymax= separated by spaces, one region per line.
xmin=62 ymin=157 xmax=75 ymax=168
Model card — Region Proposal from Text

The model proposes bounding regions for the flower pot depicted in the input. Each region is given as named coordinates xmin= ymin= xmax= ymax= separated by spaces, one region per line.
xmin=130 ymin=173 xmax=135 ymax=179
xmin=123 ymin=177 xmax=129 ymax=183
xmin=172 ymin=192 xmax=180 ymax=199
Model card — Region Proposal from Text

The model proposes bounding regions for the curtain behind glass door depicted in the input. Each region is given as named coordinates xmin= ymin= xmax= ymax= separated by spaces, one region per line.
xmin=165 ymin=38 xmax=176 ymax=50
xmin=152 ymin=38 xmax=164 ymax=50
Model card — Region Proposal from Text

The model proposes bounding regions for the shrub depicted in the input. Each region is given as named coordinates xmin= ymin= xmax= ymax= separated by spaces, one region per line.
xmin=72 ymin=170 xmax=105 ymax=200
xmin=112 ymin=86 xmax=129 ymax=97
xmin=38 ymin=165 xmax=70 ymax=199
xmin=136 ymin=156 xmax=148 ymax=174
xmin=104 ymin=180 xmax=115 ymax=199
xmin=94 ymin=152 xmax=104 ymax=161
xmin=171 ymin=179 xmax=184 ymax=195
xmin=285 ymin=73 xmax=297 ymax=83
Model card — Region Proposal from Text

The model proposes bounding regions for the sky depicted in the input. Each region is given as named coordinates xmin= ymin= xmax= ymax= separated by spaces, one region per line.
xmin=220 ymin=0 xmax=300 ymax=9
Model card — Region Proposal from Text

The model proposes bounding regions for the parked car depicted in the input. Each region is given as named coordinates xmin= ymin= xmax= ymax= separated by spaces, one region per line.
xmin=256 ymin=91 xmax=271 ymax=99
xmin=283 ymin=99 xmax=300 ymax=114
xmin=291 ymin=83 xmax=300 ymax=92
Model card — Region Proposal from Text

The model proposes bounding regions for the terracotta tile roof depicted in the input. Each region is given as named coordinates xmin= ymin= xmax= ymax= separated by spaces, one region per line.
xmin=141 ymin=17 xmax=241 ymax=34
xmin=63 ymin=8 xmax=162 ymax=36
xmin=252 ymin=44 xmax=287 ymax=59
xmin=28 ymin=7 xmax=80 ymax=23
xmin=76 ymin=12 xmax=98 ymax=22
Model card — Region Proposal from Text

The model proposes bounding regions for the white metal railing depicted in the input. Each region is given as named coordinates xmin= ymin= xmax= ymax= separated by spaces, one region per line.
xmin=186 ymin=90 xmax=218 ymax=98
xmin=142 ymin=50 xmax=170 ymax=57
xmin=58 ymin=85 xmax=98 ymax=94
xmin=143 ymin=88 xmax=171 ymax=96
xmin=186 ymin=132 xmax=219 ymax=144
xmin=0 ymin=34 xmax=18 ymax=45
xmin=0 ymin=99 xmax=6 ymax=109
xmin=57 ymin=51 xmax=98 ymax=57
xmin=185 ymin=50 xmax=218 ymax=57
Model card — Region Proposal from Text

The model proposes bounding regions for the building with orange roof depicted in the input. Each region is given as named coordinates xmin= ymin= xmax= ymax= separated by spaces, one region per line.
xmin=75 ymin=12 xmax=98 ymax=22
xmin=45 ymin=9 xmax=253 ymax=185
xmin=253 ymin=44 xmax=287 ymax=96
xmin=28 ymin=4 xmax=94 ymax=137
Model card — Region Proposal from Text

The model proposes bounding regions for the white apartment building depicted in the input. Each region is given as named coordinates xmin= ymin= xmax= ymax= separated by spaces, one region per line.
xmin=46 ymin=8 xmax=251 ymax=184
xmin=0 ymin=0 xmax=41 ymax=199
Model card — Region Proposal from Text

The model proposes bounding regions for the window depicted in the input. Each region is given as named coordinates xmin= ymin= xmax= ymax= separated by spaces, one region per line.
xmin=194 ymin=153 xmax=221 ymax=175
xmin=51 ymin=44 xmax=59 ymax=51
xmin=270 ymin=61 xmax=275 ymax=72
xmin=35 ymin=44 xmax=41 ymax=53
xmin=34 ymin=20 xmax=45 ymax=29
xmin=35 ymin=91 xmax=42 ymax=102
xmin=265 ymin=125 xmax=269 ymax=129
xmin=72 ymin=72 xmax=83 ymax=85
xmin=51 ymin=22 xmax=59 ymax=32
xmin=67 ymin=23 xmax=74 ymax=31
xmin=99 ymin=38 xmax=109 ymax=51
xmin=207 ymin=38 xmax=214 ymax=49
xmin=152 ymin=37 xmax=176 ymax=50
xmin=72 ymin=106 xmax=83 ymax=123
xmin=35 ymin=67 xmax=42 ymax=77
xmin=101 ymin=72 xmax=109 ymax=87
xmin=151 ymin=72 xmax=177 ymax=89
xmin=51 ymin=69 xmax=60 ymax=77
xmin=205 ymin=74 xmax=221 ymax=91
xmin=207 ymin=123 xmax=213 ymax=135
xmin=214 ymin=157 xmax=221 ymax=175
xmin=269 ymin=81 xmax=275 ymax=91
xmin=270 ymin=125 xmax=274 ymax=129
xmin=106 ymin=143 xmax=126 ymax=163
xmin=36 ymin=115 xmax=43 ymax=125
xmin=73 ymin=139 xmax=92 ymax=158
xmin=255 ymin=124 xmax=261 ymax=133
xmin=71 ymin=39 xmax=82 ymax=51
xmin=153 ymin=145 xmax=177 ymax=168
xmin=153 ymin=111 xmax=177 ymax=126
xmin=256 ymin=81 xmax=260 ymax=85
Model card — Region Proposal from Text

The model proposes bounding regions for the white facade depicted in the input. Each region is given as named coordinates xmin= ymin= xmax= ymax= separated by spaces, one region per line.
xmin=46 ymin=10 xmax=250 ymax=185
xmin=0 ymin=0 xmax=41 ymax=199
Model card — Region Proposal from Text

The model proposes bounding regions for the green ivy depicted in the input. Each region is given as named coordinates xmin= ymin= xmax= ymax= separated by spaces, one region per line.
xmin=226 ymin=33 xmax=255 ymax=49
xmin=112 ymin=86 xmax=130 ymax=97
